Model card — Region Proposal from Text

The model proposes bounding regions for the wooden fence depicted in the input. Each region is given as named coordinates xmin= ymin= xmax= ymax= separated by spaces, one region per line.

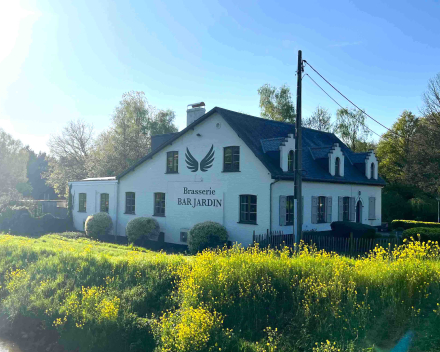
xmin=253 ymin=230 xmax=401 ymax=255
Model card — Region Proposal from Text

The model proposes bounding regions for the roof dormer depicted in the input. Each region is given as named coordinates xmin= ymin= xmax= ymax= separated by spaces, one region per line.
xmin=328 ymin=143 xmax=344 ymax=177
xmin=365 ymin=150 xmax=378 ymax=179
xmin=279 ymin=134 xmax=295 ymax=172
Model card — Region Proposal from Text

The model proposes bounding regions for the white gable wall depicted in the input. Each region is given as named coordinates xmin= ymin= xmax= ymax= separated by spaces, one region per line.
xmin=117 ymin=112 xmax=273 ymax=246
xmin=70 ymin=180 xmax=118 ymax=233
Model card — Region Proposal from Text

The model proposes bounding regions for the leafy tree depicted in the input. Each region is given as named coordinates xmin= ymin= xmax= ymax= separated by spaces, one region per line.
xmin=88 ymin=91 xmax=178 ymax=177
xmin=46 ymin=120 xmax=94 ymax=197
xmin=376 ymin=111 xmax=418 ymax=184
xmin=258 ymin=84 xmax=296 ymax=124
xmin=22 ymin=148 xmax=57 ymax=200
xmin=0 ymin=129 xmax=29 ymax=205
xmin=303 ymin=106 xmax=333 ymax=132
xmin=334 ymin=108 xmax=371 ymax=152
xmin=422 ymin=72 xmax=440 ymax=118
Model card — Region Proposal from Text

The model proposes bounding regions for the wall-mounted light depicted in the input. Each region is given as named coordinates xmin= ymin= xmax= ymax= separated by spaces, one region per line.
xmin=196 ymin=133 xmax=201 ymax=137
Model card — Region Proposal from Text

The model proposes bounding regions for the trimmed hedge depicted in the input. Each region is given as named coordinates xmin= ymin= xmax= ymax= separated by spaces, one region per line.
xmin=0 ymin=206 xmax=69 ymax=236
xmin=330 ymin=221 xmax=377 ymax=239
xmin=402 ymin=227 xmax=440 ymax=242
xmin=391 ymin=220 xmax=440 ymax=230
xmin=126 ymin=217 xmax=160 ymax=244
xmin=188 ymin=221 xmax=228 ymax=254
xmin=85 ymin=212 xmax=113 ymax=239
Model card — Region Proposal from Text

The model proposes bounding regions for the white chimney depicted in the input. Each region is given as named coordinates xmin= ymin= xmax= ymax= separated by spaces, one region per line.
xmin=187 ymin=102 xmax=206 ymax=126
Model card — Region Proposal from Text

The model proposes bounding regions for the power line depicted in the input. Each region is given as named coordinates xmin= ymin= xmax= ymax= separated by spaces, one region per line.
xmin=304 ymin=73 xmax=383 ymax=139
xmin=303 ymin=60 xmax=399 ymax=136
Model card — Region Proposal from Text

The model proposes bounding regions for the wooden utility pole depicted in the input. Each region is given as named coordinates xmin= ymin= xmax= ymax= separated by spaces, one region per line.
xmin=295 ymin=50 xmax=303 ymax=244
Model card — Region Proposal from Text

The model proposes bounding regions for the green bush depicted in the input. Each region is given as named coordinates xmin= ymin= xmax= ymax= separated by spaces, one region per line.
xmin=188 ymin=221 xmax=228 ymax=254
xmin=402 ymin=227 xmax=440 ymax=242
xmin=85 ymin=212 xmax=113 ymax=239
xmin=126 ymin=217 xmax=160 ymax=244
xmin=330 ymin=221 xmax=377 ymax=238
xmin=391 ymin=220 xmax=440 ymax=230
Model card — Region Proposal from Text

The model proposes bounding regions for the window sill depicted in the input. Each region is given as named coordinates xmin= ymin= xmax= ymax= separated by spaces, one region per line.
xmin=78 ymin=211 xmax=87 ymax=213
xmin=153 ymin=214 xmax=166 ymax=217
xmin=124 ymin=212 xmax=136 ymax=215
xmin=237 ymin=221 xmax=258 ymax=225
xmin=165 ymin=171 xmax=179 ymax=174
xmin=222 ymin=170 xmax=240 ymax=173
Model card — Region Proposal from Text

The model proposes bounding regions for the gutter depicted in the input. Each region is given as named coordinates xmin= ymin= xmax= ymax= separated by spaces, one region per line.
xmin=269 ymin=178 xmax=280 ymax=233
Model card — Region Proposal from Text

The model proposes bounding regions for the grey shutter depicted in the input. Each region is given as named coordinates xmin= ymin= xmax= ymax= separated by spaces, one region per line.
xmin=326 ymin=196 xmax=332 ymax=223
xmin=311 ymin=196 xmax=318 ymax=224
xmin=369 ymin=197 xmax=376 ymax=219
xmin=349 ymin=197 xmax=355 ymax=221
xmin=338 ymin=197 xmax=343 ymax=221
xmin=279 ymin=196 xmax=287 ymax=226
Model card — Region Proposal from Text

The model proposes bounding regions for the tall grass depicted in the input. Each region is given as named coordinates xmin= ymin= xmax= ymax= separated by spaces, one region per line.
xmin=1 ymin=233 xmax=440 ymax=351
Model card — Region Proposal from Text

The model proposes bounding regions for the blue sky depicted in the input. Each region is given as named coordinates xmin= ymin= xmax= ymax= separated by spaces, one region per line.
xmin=1 ymin=0 xmax=439 ymax=153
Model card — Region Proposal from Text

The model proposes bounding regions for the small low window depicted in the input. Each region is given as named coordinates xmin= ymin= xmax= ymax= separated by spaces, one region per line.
xmin=154 ymin=192 xmax=166 ymax=216
xmin=167 ymin=151 xmax=178 ymax=173
xmin=317 ymin=196 xmax=326 ymax=223
xmin=224 ymin=146 xmax=240 ymax=172
xmin=100 ymin=193 xmax=109 ymax=213
xmin=239 ymin=194 xmax=257 ymax=224
xmin=125 ymin=192 xmax=135 ymax=214
xmin=79 ymin=193 xmax=87 ymax=212
xmin=288 ymin=150 xmax=294 ymax=172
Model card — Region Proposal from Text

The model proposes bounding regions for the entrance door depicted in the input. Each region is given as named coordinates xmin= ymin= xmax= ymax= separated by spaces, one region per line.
xmin=356 ymin=200 xmax=362 ymax=223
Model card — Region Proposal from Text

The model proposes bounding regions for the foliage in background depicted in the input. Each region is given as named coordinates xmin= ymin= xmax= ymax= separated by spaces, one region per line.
xmin=85 ymin=212 xmax=113 ymax=239
xmin=303 ymin=106 xmax=333 ymax=132
xmin=126 ymin=216 xmax=160 ymax=244
xmin=188 ymin=221 xmax=228 ymax=254
xmin=334 ymin=108 xmax=372 ymax=152
xmin=45 ymin=120 xmax=94 ymax=197
xmin=88 ymin=91 xmax=178 ymax=177
xmin=402 ymin=227 xmax=440 ymax=242
xmin=258 ymin=84 xmax=296 ymax=124
xmin=0 ymin=128 xmax=29 ymax=205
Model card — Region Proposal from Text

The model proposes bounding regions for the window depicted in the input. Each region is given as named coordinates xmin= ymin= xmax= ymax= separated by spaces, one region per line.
xmin=154 ymin=192 xmax=166 ymax=216
xmin=239 ymin=195 xmax=257 ymax=224
xmin=317 ymin=196 xmax=326 ymax=223
xmin=369 ymin=197 xmax=376 ymax=219
xmin=343 ymin=196 xmax=350 ymax=221
xmin=180 ymin=231 xmax=188 ymax=243
xmin=288 ymin=150 xmax=294 ymax=172
xmin=224 ymin=146 xmax=240 ymax=172
xmin=286 ymin=196 xmax=294 ymax=225
xmin=78 ymin=193 xmax=87 ymax=212
xmin=166 ymin=151 xmax=178 ymax=173
xmin=371 ymin=162 xmax=375 ymax=179
xmin=100 ymin=193 xmax=109 ymax=213
xmin=335 ymin=157 xmax=341 ymax=176
xmin=125 ymin=192 xmax=135 ymax=214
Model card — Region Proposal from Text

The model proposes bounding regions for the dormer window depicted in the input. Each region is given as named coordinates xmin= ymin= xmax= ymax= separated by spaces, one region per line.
xmin=288 ymin=150 xmax=294 ymax=172
xmin=371 ymin=162 xmax=375 ymax=179
xmin=335 ymin=157 xmax=341 ymax=177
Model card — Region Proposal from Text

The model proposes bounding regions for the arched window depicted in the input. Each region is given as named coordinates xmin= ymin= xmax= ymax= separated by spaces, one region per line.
xmin=335 ymin=157 xmax=341 ymax=176
xmin=371 ymin=162 xmax=375 ymax=179
xmin=288 ymin=150 xmax=294 ymax=172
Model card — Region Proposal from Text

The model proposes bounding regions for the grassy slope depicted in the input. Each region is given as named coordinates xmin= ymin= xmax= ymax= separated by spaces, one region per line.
xmin=1 ymin=233 xmax=440 ymax=351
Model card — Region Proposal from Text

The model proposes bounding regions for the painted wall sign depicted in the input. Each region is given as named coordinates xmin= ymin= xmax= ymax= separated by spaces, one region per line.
xmin=185 ymin=144 xmax=215 ymax=172
xmin=170 ymin=182 xmax=223 ymax=210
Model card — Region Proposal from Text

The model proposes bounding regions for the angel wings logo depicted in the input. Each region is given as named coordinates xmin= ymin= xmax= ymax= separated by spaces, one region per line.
xmin=185 ymin=145 xmax=215 ymax=172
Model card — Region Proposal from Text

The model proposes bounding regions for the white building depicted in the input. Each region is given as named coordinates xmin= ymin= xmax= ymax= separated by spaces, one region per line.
xmin=69 ymin=104 xmax=385 ymax=246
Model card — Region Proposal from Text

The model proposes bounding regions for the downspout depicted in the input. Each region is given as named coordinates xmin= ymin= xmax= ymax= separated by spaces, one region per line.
xmin=269 ymin=178 xmax=280 ymax=233
xmin=114 ymin=180 xmax=119 ymax=237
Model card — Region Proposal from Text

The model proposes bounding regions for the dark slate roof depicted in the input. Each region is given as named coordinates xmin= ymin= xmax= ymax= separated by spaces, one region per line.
xmin=309 ymin=146 xmax=332 ymax=160
xmin=151 ymin=132 xmax=179 ymax=152
xmin=261 ymin=137 xmax=285 ymax=153
xmin=118 ymin=107 xmax=385 ymax=186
